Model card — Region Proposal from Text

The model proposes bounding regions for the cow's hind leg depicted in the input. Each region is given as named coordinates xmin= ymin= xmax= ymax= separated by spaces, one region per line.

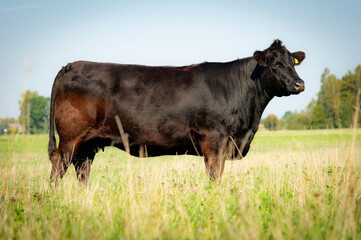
xmin=73 ymin=143 xmax=96 ymax=186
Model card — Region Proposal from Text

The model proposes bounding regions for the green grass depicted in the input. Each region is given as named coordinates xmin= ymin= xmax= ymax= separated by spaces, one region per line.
xmin=1 ymin=129 xmax=361 ymax=239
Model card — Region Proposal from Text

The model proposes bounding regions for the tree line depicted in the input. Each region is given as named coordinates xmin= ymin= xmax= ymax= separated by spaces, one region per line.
xmin=263 ymin=65 xmax=361 ymax=130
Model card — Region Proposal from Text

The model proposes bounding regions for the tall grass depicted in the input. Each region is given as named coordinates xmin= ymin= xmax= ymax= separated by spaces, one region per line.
xmin=0 ymin=129 xmax=360 ymax=239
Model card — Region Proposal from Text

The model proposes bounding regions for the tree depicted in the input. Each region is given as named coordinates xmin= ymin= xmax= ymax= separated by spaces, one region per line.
xmin=310 ymin=104 xmax=327 ymax=129
xmin=317 ymin=69 xmax=342 ymax=128
xmin=281 ymin=111 xmax=311 ymax=130
xmin=19 ymin=90 xmax=50 ymax=134
xmin=263 ymin=114 xmax=279 ymax=130
xmin=352 ymin=65 xmax=361 ymax=128
xmin=19 ymin=90 xmax=37 ymax=134
xmin=341 ymin=65 xmax=361 ymax=128
xmin=30 ymin=95 xmax=50 ymax=134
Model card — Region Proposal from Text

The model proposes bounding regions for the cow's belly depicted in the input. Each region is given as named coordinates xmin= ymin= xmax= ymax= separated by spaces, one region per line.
xmin=133 ymin=144 xmax=200 ymax=157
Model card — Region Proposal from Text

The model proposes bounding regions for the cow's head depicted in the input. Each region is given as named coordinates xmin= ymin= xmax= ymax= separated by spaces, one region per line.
xmin=253 ymin=40 xmax=305 ymax=97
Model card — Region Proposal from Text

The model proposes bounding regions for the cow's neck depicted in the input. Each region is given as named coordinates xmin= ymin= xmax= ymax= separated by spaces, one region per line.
xmin=234 ymin=58 xmax=274 ymax=132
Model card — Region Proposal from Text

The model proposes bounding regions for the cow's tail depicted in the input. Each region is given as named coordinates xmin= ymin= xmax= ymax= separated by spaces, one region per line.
xmin=48 ymin=64 xmax=71 ymax=159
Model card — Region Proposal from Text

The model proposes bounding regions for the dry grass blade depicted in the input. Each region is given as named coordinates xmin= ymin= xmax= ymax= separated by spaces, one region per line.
xmin=230 ymin=136 xmax=243 ymax=159
xmin=187 ymin=133 xmax=201 ymax=157
xmin=114 ymin=115 xmax=130 ymax=154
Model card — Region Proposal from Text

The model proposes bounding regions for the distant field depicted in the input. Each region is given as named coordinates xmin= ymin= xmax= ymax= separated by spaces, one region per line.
xmin=1 ymin=129 xmax=361 ymax=239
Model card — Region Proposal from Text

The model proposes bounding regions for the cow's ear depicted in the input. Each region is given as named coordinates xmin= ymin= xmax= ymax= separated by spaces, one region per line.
xmin=293 ymin=51 xmax=305 ymax=65
xmin=253 ymin=51 xmax=267 ymax=67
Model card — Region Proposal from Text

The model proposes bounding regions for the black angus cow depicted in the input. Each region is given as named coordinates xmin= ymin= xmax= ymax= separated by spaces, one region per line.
xmin=48 ymin=40 xmax=305 ymax=184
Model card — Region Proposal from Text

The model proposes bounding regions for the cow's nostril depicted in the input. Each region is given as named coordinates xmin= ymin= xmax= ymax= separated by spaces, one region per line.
xmin=294 ymin=81 xmax=305 ymax=92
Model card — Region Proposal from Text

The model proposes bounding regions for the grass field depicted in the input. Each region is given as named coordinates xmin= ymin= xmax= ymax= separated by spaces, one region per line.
xmin=1 ymin=129 xmax=361 ymax=239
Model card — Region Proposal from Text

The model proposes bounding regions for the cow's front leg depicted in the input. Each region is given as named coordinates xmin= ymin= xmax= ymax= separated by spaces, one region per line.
xmin=74 ymin=159 xmax=93 ymax=186
xmin=73 ymin=145 xmax=96 ymax=186
xmin=201 ymin=133 xmax=227 ymax=180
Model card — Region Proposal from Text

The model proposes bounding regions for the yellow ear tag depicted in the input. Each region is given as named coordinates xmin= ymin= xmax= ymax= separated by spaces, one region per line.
xmin=294 ymin=58 xmax=299 ymax=64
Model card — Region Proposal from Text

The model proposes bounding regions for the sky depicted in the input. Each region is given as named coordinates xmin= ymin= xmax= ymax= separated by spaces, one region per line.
xmin=1 ymin=0 xmax=361 ymax=119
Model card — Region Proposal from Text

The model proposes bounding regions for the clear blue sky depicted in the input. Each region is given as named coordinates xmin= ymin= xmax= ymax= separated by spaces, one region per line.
xmin=1 ymin=0 xmax=361 ymax=118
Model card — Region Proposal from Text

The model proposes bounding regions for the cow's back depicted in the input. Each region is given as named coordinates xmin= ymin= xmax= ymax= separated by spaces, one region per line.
xmin=53 ymin=61 xmax=211 ymax=154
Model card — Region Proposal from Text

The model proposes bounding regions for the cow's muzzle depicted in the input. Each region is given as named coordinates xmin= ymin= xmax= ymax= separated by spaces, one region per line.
xmin=293 ymin=79 xmax=305 ymax=93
